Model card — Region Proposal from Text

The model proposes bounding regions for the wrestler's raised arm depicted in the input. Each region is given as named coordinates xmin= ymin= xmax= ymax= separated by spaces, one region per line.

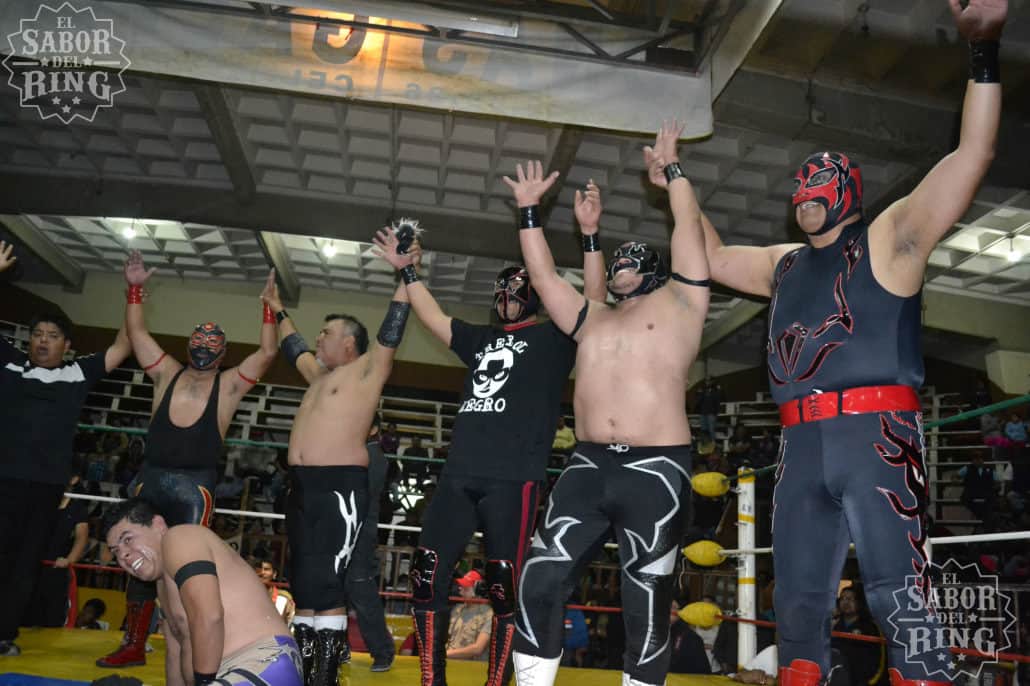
xmin=160 ymin=527 xmax=223 ymax=683
xmin=373 ymin=228 xmax=454 ymax=347
xmin=645 ymin=120 xmax=710 ymax=317
xmin=871 ymin=0 xmax=1005 ymax=296
xmin=224 ymin=269 xmax=279 ymax=397
xmin=364 ymin=281 xmax=411 ymax=384
xmin=124 ymin=250 xmax=181 ymax=383
xmin=261 ymin=277 xmax=324 ymax=385
xmin=575 ymin=180 xmax=608 ymax=302
xmin=505 ymin=161 xmax=599 ymax=340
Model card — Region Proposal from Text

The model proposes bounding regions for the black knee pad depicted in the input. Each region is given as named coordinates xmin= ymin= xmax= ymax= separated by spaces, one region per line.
xmin=486 ymin=559 xmax=516 ymax=617
xmin=410 ymin=547 xmax=439 ymax=604
xmin=290 ymin=557 xmax=346 ymax=611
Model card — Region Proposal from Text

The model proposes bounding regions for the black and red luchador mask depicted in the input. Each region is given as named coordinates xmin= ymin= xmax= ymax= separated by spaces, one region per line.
xmin=493 ymin=266 xmax=539 ymax=324
xmin=792 ymin=152 xmax=863 ymax=235
xmin=187 ymin=322 xmax=226 ymax=370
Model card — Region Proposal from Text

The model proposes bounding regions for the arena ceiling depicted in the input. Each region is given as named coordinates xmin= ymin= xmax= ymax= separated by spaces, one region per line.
xmin=0 ymin=0 xmax=1028 ymax=360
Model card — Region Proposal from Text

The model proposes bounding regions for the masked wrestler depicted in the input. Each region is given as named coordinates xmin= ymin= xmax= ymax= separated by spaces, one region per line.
xmin=98 ymin=250 xmax=278 ymax=667
xmin=373 ymin=202 xmax=606 ymax=686
xmin=698 ymin=4 xmax=1007 ymax=686
xmin=507 ymin=121 xmax=709 ymax=686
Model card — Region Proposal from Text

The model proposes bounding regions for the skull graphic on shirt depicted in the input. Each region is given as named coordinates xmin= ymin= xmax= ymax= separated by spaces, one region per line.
xmin=472 ymin=347 xmax=515 ymax=398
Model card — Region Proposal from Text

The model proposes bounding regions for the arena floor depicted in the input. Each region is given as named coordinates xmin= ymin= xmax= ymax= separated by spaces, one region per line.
xmin=1 ymin=628 xmax=732 ymax=686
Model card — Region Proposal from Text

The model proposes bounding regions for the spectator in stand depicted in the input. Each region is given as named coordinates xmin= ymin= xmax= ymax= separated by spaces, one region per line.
xmin=76 ymin=598 xmax=109 ymax=630
xmin=561 ymin=590 xmax=589 ymax=668
xmin=253 ymin=557 xmax=295 ymax=627
xmin=695 ymin=377 xmax=724 ymax=440
xmin=446 ymin=570 xmax=492 ymax=661
xmin=728 ymin=425 xmax=753 ymax=470
xmin=552 ymin=416 xmax=576 ymax=455
xmin=668 ymin=599 xmax=712 ymax=674
xmin=688 ymin=595 xmax=722 ymax=673
xmin=24 ymin=471 xmax=90 ymax=628
xmin=831 ymin=586 xmax=885 ymax=686
xmin=1005 ymin=413 xmax=1027 ymax=446
xmin=400 ymin=435 xmax=431 ymax=485
xmin=379 ymin=422 xmax=400 ymax=456
xmin=958 ymin=451 xmax=997 ymax=528
xmin=971 ymin=378 xmax=992 ymax=409
xmin=981 ymin=412 xmax=1005 ymax=447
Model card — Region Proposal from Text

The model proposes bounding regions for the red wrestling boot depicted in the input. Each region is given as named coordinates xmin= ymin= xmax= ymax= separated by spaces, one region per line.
xmin=779 ymin=659 xmax=823 ymax=686
xmin=888 ymin=668 xmax=952 ymax=686
xmin=96 ymin=600 xmax=155 ymax=667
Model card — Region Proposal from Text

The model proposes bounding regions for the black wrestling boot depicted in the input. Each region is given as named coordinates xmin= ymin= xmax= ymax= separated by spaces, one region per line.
xmin=293 ymin=623 xmax=316 ymax=686
xmin=413 ymin=609 xmax=449 ymax=686
xmin=312 ymin=628 xmax=345 ymax=686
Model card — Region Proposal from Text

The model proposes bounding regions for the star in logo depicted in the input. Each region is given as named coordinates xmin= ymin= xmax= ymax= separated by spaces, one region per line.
xmin=937 ymin=653 xmax=947 ymax=662
xmin=40 ymin=57 xmax=49 ymax=67
xmin=50 ymin=96 xmax=61 ymax=105
xmin=71 ymin=96 xmax=81 ymax=105
xmin=83 ymin=56 xmax=93 ymax=67
xmin=61 ymin=105 xmax=70 ymax=114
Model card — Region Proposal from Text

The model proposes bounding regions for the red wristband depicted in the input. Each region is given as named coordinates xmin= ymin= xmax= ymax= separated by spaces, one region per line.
xmin=127 ymin=285 xmax=143 ymax=304
xmin=263 ymin=303 xmax=275 ymax=324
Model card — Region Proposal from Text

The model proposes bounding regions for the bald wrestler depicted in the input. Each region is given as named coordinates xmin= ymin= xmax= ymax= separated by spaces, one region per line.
xmin=104 ymin=497 xmax=302 ymax=686
xmin=262 ymin=250 xmax=411 ymax=686
xmin=507 ymin=121 xmax=710 ymax=686
xmin=98 ymin=250 xmax=278 ymax=667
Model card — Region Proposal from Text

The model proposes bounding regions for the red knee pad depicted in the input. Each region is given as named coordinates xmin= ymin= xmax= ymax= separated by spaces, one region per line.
xmin=779 ymin=659 xmax=822 ymax=686
xmin=888 ymin=668 xmax=952 ymax=686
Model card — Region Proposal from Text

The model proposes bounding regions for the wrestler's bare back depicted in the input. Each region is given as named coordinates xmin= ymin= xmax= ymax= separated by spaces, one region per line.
xmin=158 ymin=525 xmax=286 ymax=658
xmin=288 ymin=355 xmax=379 ymax=467
xmin=573 ymin=286 xmax=704 ymax=447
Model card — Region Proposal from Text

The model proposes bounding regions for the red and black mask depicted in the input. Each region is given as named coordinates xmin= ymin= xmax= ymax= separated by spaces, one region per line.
xmin=493 ymin=266 xmax=539 ymax=324
xmin=187 ymin=322 xmax=226 ymax=370
xmin=792 ymin=152 xmax=863 ymax=235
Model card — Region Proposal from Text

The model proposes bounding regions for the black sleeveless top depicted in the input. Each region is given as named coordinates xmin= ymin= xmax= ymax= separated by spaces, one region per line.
xmin=143 ymin=368 xmax=223 ymax=471
xmin=766 ymin=222 xmax=924 ymax=405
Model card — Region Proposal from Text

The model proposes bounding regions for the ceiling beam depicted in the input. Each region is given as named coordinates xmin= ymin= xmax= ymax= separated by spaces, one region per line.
xmin=0 ymin=172 xmax=588 ymax=270
xmin=255 ymin=232 xmax=301 ymax=308
xmin=0 ymin=214 xmax=85 ymax=292
xmin=193 ymin=85 xmax=256 ymax=204
xmin=708 ymin=0 xmax=784 ymax=101
xmin=700 ymin=299 xmax=767 ymax=352
xmin=541 ymin=126 xmax=584 ymax=225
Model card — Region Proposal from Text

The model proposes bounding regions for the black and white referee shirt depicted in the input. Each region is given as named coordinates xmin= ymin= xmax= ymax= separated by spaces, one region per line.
xmin=1 ymin=337 xmax=107 ymax=485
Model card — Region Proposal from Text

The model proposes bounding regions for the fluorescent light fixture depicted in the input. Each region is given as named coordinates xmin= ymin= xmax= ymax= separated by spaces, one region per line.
xmin=322 ymin=242 xmax=338 ymax=258
xmin=122 ymin=226 xmax=136 ymax=239
xmin=1006 ymin=237 xmax=1021 ymax=263
xmin=264 ymin=1 xmax=519 ymax=37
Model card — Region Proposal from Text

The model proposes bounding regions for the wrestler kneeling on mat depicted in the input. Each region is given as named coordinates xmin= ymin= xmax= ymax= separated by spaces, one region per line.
xmin=104 ymin=498 xmax=302 ymax=686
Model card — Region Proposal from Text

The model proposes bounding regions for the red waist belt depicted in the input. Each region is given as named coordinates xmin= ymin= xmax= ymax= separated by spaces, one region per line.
xmin=779 ymin=385 xmax=921 ymax=427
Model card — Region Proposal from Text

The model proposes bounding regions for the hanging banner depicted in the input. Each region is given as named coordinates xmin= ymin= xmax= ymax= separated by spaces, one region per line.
xmin=0 ymin=1 xmax=712 ymax=136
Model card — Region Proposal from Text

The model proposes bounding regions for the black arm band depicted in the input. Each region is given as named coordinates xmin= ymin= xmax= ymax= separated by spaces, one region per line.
xmin=581 ymin=234 xmax=600 ymax=252
xmin=275 ymin=309 xmax=289 ymax=325
xmin=193 ymin=672 xmax=218 ymax=686
xmin=663 ymin=162 xmax=685 ymax=184
xmin=174 ymin=560 xmax=217 ymax=589
xmin=969 ymin=40 xmax=1000 ymax=83
xmin=400 ymin=265 xmax=419 ymax=285
xmin=376 ymin=301 xmax=411 ymax=348
xmin=518 ymin=205 xmax=541 ymax=230
xmin=671 ymin=272 xmax=711 ymax=288
xmin=280 ymin=332 xmax=312 ymax=368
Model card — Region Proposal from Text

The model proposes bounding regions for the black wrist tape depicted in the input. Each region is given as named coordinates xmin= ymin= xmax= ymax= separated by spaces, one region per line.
xmin=518 ymin=205 xmax=541 ymax=230
xmin=194 ymin=672 xmax=217 ymax=686
xmin=280 ymin=332 xmax=311 ymax=368
xmin=969 ymin=40 xmax=1000 ymax=83
xmin=582 ymin=234 xmax=600 ymax=252
xmin=377 ymin=301 xmax=411 ymax=349
xmin=400 ymin=265 xmax=419 ymax=285
xmin=663 ymin=162 xmax=685 ymax=184
xmin=275 ymin=309 xmax=289 ymax=325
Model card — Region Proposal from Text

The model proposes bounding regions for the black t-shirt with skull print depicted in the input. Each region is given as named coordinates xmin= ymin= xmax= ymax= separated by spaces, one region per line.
xmin=446 ymin=318 xmax=575 ymax=482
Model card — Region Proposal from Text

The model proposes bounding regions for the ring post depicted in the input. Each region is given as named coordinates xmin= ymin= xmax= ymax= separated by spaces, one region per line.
xmin=737 ymin=466 xmax=757 ymax=670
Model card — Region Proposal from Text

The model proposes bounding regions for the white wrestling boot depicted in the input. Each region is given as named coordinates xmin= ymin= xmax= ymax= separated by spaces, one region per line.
xmin=512 ymin=650 xmax=561 ymax=686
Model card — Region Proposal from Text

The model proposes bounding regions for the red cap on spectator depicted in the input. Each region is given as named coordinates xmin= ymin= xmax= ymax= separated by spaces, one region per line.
xmin=456 ymin=570 xmax=483 ymax=588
